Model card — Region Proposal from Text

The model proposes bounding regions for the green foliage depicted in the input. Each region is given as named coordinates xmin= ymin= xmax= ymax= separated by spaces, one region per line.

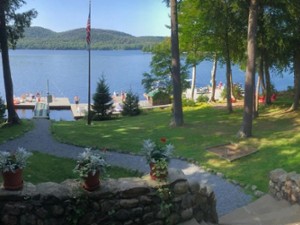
xmin=4 ymin=1 xmax=38 ymax=48
xmin=221 ymin=84 xmax=244 ymax=100
xmin=16 ymin=27 xmax=164 ymax=50
xmin=182 ymin=98 xmax=196 ymax=107
xmin=92 ymin=76 xmax=113 ymax=121
xmin=151 ymin=159 xmax=169 ymax=180
xmin=142 ymin=38 xmax=190 ymax=94
xmin=73 ymin=148 xmax=107 ymax=178
xmin=0 ymin=95 xmax=6 ymax=122
xmin=121 ymin=90 xmax=141 ymax=116
xmin=152 ymin=91 xmax=171 ymax=105
xmin=196 ymin=94 xmax=209 ymax=103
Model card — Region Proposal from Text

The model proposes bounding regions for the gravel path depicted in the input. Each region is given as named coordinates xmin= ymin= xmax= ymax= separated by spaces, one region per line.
xmin=0 ymin=119 xmax=252 ymax=216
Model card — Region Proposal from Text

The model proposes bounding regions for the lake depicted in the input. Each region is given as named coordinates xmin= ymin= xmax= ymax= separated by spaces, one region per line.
xmin=0 ymin=49 xmax=294 ymax=120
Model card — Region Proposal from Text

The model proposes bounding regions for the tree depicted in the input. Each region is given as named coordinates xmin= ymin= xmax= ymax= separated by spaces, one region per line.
xmin=92 ymin=76 xmax=113 ymax=121
xmin=141 ymin=38 xmax=189 ymax=95
xmin=238 ymin=0 xmax=258 ymax=138
xmin=169 ymin=0 xmax=184 ymax=126
xmin=0 ymin=95 xmax=6 ymax=123
xmin=178 ymin=0 xmax=249 ymax=112
xmin=0 ymin=0 xmax=37 ymax=124
xmin=178 ymin=0 xmax=207 ymax=100
xmin=121 ymin=90 xmax=141 ymax=116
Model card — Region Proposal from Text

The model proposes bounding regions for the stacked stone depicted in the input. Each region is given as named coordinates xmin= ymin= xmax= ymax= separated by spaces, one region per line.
xmin=0 ymin=169 xmax=218 ymax=225
xmin=269 ymin=168 xmax=300 ymax=204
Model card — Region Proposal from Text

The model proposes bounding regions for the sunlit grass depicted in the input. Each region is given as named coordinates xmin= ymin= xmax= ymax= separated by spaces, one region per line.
xmin=52 ymin=102 xmax=300 ymax=192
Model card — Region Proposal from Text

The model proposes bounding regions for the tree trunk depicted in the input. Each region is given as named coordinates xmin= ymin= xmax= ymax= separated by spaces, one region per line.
xmin=255 ymin=56 xmax=264 ymax=117
xmin=254 ymin=74 xmax=260 ymax=118
xmin=209 ymin=54 xmax=217 ymax=102
xmin=190 ymin=64 xmax=196 ymax=100
xmin=225 ymin=46 xmax=233 ymax=113
xmin=170 ymin=0 xmax=183 ymax=126
xmin=264 ymin=56 xmax=272 ymax=105
xmin=258 ymin=55 xmax=266 ymax=92
xmin=290 ymin=50 xmax=300 ymax=111
xmin=0 ymin=1 xmax=20 ymax=124
xmin=239 ymin=0 xmax=258 ymax=138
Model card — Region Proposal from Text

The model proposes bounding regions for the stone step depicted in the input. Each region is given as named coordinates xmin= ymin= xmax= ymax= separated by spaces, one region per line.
xmin=219 ymin=194 xmax=300 ymax=225
xmin=220 ymin=194 xmax=290 ymax=222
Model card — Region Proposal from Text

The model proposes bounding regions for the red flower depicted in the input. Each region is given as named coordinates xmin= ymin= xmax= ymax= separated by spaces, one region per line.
xmin=160 ymin=137 xmax=167 ymax=143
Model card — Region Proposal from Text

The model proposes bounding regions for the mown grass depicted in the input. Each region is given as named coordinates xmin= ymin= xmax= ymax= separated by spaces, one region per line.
xmin=52 ymin=95 xmax=300 ymax=193
xmin=0 ymin=151 xmax=142 ymax=184
xmin=0 ymin=120 xmax=33 ymax=143
xmin=0 ymin=120 xmax=141 ymax=183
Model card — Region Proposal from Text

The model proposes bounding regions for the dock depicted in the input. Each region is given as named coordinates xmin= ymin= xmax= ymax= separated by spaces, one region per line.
xmin=13 ymin=96 xmax=170 ymax=120
xmin=14 ymin=97 xmax=84 ymax=119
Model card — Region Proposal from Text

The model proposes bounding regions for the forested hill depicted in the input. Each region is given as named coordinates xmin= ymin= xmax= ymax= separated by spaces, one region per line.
xmin=16 ymin=27 xmax=165 ymax=50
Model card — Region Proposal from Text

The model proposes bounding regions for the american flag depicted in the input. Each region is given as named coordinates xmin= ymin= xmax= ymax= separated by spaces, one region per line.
xmin=86 ymin=2 xmax=91 ymax=45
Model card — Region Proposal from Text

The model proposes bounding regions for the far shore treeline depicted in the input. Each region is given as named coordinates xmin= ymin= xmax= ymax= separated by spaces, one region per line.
xmin=15 ymin=27 xmax=165 ymax=51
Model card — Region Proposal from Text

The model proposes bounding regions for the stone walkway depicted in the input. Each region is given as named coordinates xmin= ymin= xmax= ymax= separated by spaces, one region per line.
xmin=0 ymin=119 xmax=252 ymax=216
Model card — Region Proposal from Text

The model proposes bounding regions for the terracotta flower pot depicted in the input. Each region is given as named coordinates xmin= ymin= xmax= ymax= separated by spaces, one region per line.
xmin=2 ymin=168 xmax=23 ymax=190
xmin=149 ymin=163 xmax=168 ymax=181
xmin=83 ymin=171 xmax=100 ymax=191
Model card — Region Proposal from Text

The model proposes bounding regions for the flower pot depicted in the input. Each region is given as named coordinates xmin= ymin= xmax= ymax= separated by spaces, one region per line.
xmin=2 ymin=169 xmax=23 ymax=190
xmin=149 ymin=163 xmax=168 ymax=181
xmin=82 ymin=171 xmax=100 ymax=191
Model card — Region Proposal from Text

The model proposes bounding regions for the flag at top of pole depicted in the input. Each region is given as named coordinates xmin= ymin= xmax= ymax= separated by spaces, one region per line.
xmin=86 ymin=0 xmax=91 ymax=46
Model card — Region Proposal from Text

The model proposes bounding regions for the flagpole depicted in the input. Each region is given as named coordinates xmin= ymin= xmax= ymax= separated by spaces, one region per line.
xmin=87 ymin=0 xmax=92 ymax=125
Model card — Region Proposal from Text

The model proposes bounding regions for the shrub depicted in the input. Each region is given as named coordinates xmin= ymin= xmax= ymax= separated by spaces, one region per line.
xmin=182 ymin=98 xmax=196 ymax=107
xmin=122 ymin=90 xmax=141 ymax=116
xmin=196 ymin=95 xmax=209 ymax=103
xmin=221 ymin=83 xmax=244 ymax=100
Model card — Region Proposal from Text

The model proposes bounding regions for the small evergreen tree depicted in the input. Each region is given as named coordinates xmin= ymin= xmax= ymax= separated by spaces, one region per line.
xmin=92 ymin=77 xmax=113 ymax=121
xmin=0 ymin=95 xmax=6 ymax=122
xmin=122 ymin=90 xmax=141 ymax=116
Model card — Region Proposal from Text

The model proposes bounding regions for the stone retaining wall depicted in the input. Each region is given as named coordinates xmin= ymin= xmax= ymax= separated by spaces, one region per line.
xmin=0 ymin=169 xmax=218 ymax=225
xmin=269 ymin=168 xmax=300 ymax=204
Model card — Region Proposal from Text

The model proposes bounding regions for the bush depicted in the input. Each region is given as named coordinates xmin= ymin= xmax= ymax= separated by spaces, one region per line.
xmin=196 ymin=95 xmax=209 ymax=103
xmin=0 ymin=96 xmax=6 ymax=123
xmin=221 ymin=84 xmax=244 ymax=100
xmin=122 ymin=91 xmax=141 ymax=116
xmin=182 ymin=98 xmax=196 ymax=107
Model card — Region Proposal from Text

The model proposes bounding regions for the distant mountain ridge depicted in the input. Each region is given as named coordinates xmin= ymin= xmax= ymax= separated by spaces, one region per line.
xmin=16 ymin=26 xmax=165 ymax=50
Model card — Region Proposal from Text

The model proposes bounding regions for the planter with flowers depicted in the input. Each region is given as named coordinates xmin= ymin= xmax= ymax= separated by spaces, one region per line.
xmin=141 ymin=138 xmax=174 ymax=180
xmin=0 ymin=147 xmax=32 ymax=190
xmin=73 ymin=148 xmax=108 ymax=191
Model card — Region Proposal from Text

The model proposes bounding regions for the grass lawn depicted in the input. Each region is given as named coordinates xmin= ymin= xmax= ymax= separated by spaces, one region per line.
xmin=52 ymin=96 xmax=300 ymax=193
xmin=0 ymin=151 xmax=142 ymax=184
xmin=0 ymin=119 xmax=33 ymax=143
xmin=0 ymin=120 xmax=141 ymax=183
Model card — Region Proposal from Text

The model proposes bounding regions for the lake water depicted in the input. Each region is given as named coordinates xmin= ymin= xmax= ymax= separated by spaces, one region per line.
xmin=0 ymin=49 xmax=294 ymax=120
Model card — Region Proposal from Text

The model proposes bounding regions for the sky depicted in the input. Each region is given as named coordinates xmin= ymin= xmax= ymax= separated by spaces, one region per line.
xmin=20 ymin=0 xmax=171 ymax=37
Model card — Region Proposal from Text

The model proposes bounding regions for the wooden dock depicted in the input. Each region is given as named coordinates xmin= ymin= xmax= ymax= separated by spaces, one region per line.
xmin=13 ymin=96 xmax=171 ymax=120
xmin=14 ymin=97 xmax=82 ymax=119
